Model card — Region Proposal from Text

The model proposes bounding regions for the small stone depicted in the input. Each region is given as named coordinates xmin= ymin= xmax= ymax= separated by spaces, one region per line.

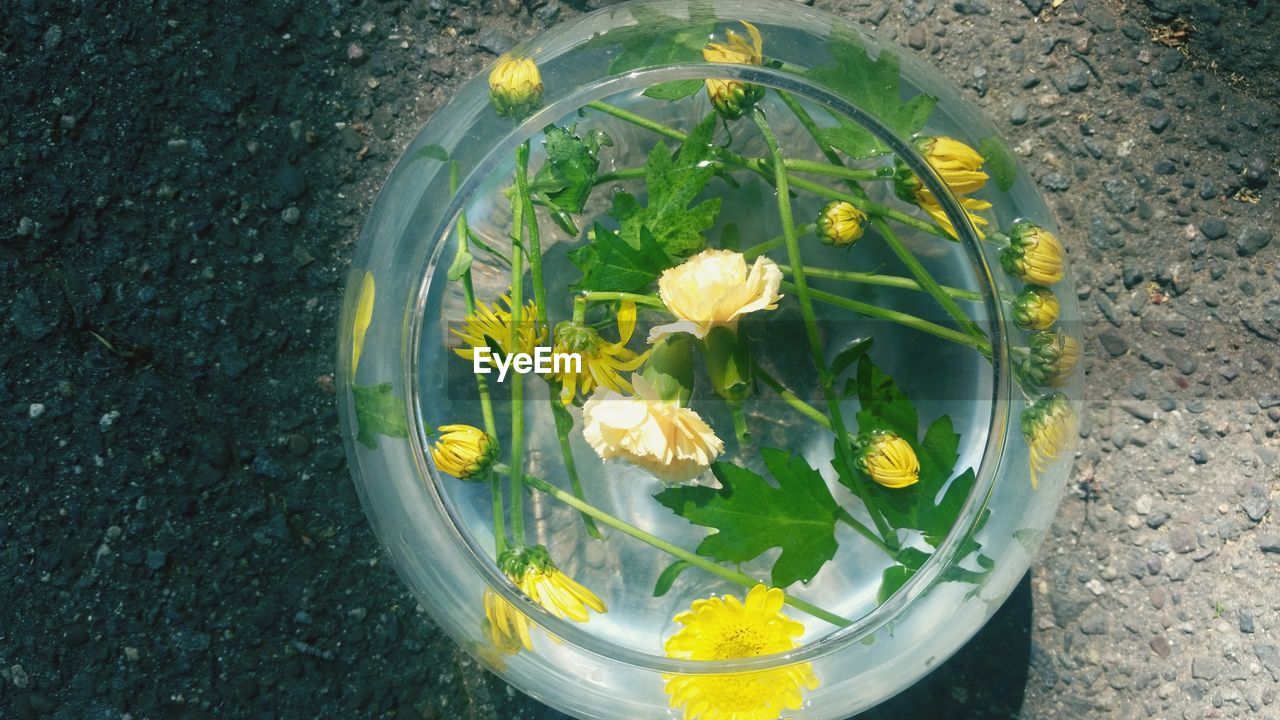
xmin=1146 ymin=508 xmax=1171 ymax=528
xmin=1010 ymin=102 xmax=1029 ymax=125
xmin=43 ymin=24 xmax=63 ymax=49
xmin=347 ymin=43 xmax=366 ymax=65
xmin=287 ymin=434 xmax=311 ymax=457
xmin=146 ymin=550 xmax=167 ymax=570
xmin=281 ymin=207 xmax=301 ymax=225
xmin=1243 ymin=153 xmax=1272 ymax=188
xmin=28 ymin=402 xmax=46 ymax=419
xmin=1164 ymin=347 xmax=1197 ymax=375
xmin=10 ymin=663 xmax=29 ymax=688
xmin=1149 ymin=113 xmax=1172 ymax=133
xmin=276 ymin=164 xmax=307 ymax=202
xmin=1150 ymin=634 xmax=1172 ymax=658
xmin=1079 ymin=607 xmax=1109 ymax=635
xmin=1242 ymin=494 xmax=1272 ymax=523
xmin=1239 ymin=609 xmax=1255 ymax=634
xmin=476 ymin=28 xmax=516 ymax=55
xmin=1168 ymin=525 xmax=1197 ymax=554
xmin=1200 ymin=219 xmax=1228 ymax=240
xmin=1254 ymin=644 xmax=1280 ymax=682
xmin=1237 ymin=226 xmax=1273 ymax=257
xmin=251 ymin=453 xmax=287 ymax=481
xmin=1259 ymin=534 xmax=1280 ymax=554
xmin=1099 ymin=332 xmax=1129 ymax=357
xmin=1066 ymin=64 xmax=1090 ymax=92
xmin=65 ymin=625 xmax=89 ymax=646
xmin=99 ymin=410 xmax=121 ymax=432
xmin=1191 ymin=656 xmax=1221 ymax=680
xmin=1189 ymin=448 xmax=1209 ymax=465
xmin=171 ymin=629 xmax=212 ymax=653
xmin=907 ymin=25 xmax=926 ymax=50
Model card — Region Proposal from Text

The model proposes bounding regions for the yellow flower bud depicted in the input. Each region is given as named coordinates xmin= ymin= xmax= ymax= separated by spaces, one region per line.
xmin=817 ymin=201 xmax=868 ymax=247
xmin=1000 ymin=221 xmax=1065 ymax=286
xmin=702 ymin=21 xmax=764 ymax=120
xmin=913 ymin=136 xmax=989 ymax=194
xmin=430 ymin=424 xmax=497 ymax=480
xmin=1016 ymin=329 xmax=1080 ymax=388
xmin=488 ymin=55 xmax=543 ymax=119
xmin=1011 ymin=285 xmax=1060 ymax=331
xmin=1022 ymin=393 xmax=1077 ymax=489
xmin=859 ymin=432 xmax=920 ymax=489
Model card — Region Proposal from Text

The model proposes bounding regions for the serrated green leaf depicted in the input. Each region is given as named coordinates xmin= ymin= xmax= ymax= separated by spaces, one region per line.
xmin=529 ymin=125 xmax=604 ymax=218
xmin=592 ymin=6 xmax=716 ymax=76
xmin=653 ymin=560 xmax=693 ymax=597
xmin=413 ymin=144 xmax=448 ymax=162
xmin=829 ymin=336 xmax=873 ymax=381
xmin=809 ymin=35 xmax=937 ymax=159
xmin=643 ymin=79 xmax=705 ymax=101
xmin=655 ymin=447 xmax=840 ymax=588
xmin=852 ymin=353 xmax=917 ymax=438
xmin=446 ymin=249 xmax=473 ymax=281
xmin=570 ymin=224 xmax=673 ymax=293
xmin=612 ymin=112 xmax=722 ymax=257
xmin=978 ymin=135 xmax=1017 ymax=191
xmin=353 ymin=383 xmax=408 ymax=450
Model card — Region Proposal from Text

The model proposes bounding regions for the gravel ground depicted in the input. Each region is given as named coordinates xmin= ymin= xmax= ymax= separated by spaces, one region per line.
xmin=2 ymin=0 xmax=1278 ymax=718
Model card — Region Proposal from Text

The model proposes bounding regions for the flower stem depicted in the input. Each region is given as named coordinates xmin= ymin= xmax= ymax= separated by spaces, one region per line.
xmin=739 ymin=223 xmax=815 ymax=260
xmin=783 ymin=158 xmax=887 ymax=181
xmin=753 ymin=107 xmax=898 ymax=550
xmin=778 ymin=264 xmax=984 ymax=302
xmin=491 ymin=474 xmax=507 ymax=556
xmin=581 ymin=291 xmax=668 ymax=310
xmin=835 ymin=507 xmax=896 ymax=557
xmin=730 ymin=402 xmax=750 ymax=443
xmin=508 ymin=144 xmax=529 ymax=544
xmin=784 ymin=174 xmax=953 ymax=241
xmin=751 ymin=362 xmax=831 ymax=430
xmin=514 ymin=470 xmax=853 ymax=628
xmin=585 ymin=100 xmax=689 ymax=143
xmin=449 ymin=162 xmax=500 ymax=439
xmin=786 ymin=281 xmax=992 ymax=358
xmin=553 ymin=408 xmax=604 ymax=540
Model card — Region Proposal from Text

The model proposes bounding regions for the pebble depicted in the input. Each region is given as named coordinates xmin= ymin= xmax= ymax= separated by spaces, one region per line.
xmin=276 ymin=164 xmax=307 ymax=201
xmin=1099 ymin=332 xmax=1129 ymax=357
xmin=28 ymin=402 xmax=46 ymax=419
xmin=1242 ymin=493 xmax=1271 ymax=523
xmin=1236 ymin=226 xmax=1272 ymax=257
xmin=1066 ymin=64 xmax=1090 ymax=92
xmin=475 ymin=28 xmax=516 ymax=55
xmin=1164 ymin=347 xmax=1197 ymax=375
xmin=1192 ymin=656 xmax=1222 ymax=680
xmin=1079 ymin=607 xmax=1109 ymax=634
xmin=347 ymin=43 xmax=366 ymax=65
xmin=1243 ymin=153 xmax=1272 ymax=188
xmin=146 ymin=550 xmax=168 ymax=570
xmin=282 ymin=207 xmax=301 ymax=225
xmin=1199 ymin=219 xmax=1228 ymax=240
xmin=99 ymin=410 xmax=121 ymax=431
xmin=1010 ymin=102 xmax=1029 ymax=125
xmin=1259 ymin=534 xmax=1280 ymax=554
xmin=1149 ymin=113 xmax=1171 ymax=133
xmin=1239 ymin=609 xmax=1255 ymax=634
xmin=907 ymin=25 xmax=927 ymax=50
xmin=1190 ymin=448 xmax=1209 ymax=465
xmin=1169 ymin=525 xmax=1197 ymax=554
xmin=1150 ymin=634 xmax=1172 ymax=658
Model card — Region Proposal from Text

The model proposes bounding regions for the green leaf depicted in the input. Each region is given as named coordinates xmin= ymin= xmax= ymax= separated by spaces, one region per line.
xmin=570 ymin=224 xmax=673 ymax=293
xmin=852 ymin=353 xmax=917 ymax=439
xmin=529 ymin=125 xmax=606 ymax=216
xmin=655 ymin=447 xmax=840 ymax=588
xmin=412 ymin=144 xmax=448 ymax=162
xmin=612 ymin=112 xmax=722 ymax=257
xmin=643 ymin=79 xmax=705 ymax=101
xmin=878 ymin=564 xmax=913 ymax=604
xmin=978 ymin=135 xmax=1017 ymax=191
xmin=593 ymin=6 xmax=716 ymax=76
xmin=810 ymin=35 xmax=938 ymax=159
xmin=653 ymin=560 xmax=693 ymax=597
xmin=829 ymin=336 xmax=873 ymax=381
xmin=352 ymin=383 xmax=409 ymax=450
xmin=719 ymin=223 xmax=740 ymax=251
xmin=446 ymin=249 xmax=473 ymax=281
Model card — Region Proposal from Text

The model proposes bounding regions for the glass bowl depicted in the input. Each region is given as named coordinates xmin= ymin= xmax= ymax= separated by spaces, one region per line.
xmin=337 ymin=1 xmax=1081 ymax=718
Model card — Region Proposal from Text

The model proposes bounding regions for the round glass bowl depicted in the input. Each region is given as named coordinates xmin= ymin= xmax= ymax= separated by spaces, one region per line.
xmin=337 ymin=1 xmax=1081 ymax=718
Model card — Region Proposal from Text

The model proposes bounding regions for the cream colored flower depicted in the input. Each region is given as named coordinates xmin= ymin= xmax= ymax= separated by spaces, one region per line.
xmin=583 ymin=375 xmax=723 ymax=485
xmin=649 ymin=249 xmax=783 ymax=342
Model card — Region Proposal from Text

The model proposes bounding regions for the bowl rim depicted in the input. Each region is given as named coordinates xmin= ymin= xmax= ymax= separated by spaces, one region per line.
xmin=401 ymin=13 xmax=1012 ymax=676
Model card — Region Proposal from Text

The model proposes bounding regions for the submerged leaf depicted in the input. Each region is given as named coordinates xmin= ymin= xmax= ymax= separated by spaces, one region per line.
xmin=978 ymin=135 xmax=1018 ymax=191
xmin=653 ymin=560 xmax=693 ymax=597
xmin=655 ymin=447 xmax=840 ymax=587
xmin=353 ymin=383 xmax=409 ymax=450
xmin=570 ymin=224 xmax=673 ymax=292
xmin=643 ymin=80 xmax=705 ymax=101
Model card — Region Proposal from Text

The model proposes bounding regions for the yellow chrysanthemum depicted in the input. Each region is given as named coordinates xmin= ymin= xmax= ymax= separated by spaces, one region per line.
xmin=488 ymin=55 xmax=543 ymax=119
xmin=894 ymin=135 xmax=993 ymax=239
xmin=663 ymin=585 xmax=819 ymax=720
xmin=430 ymin=424 xmax=497 ymax=480
xmin=482 ymin=588 xmax=533 ymax=656
xmin=351 ymin=271 xmax=375 ymax=380
xmin=500 ymin=545 xmax=606 ymax=623
xmin=551 ymin=301 xmax=650 ymax=405
xmin=703 ymin=21 xmax=765 ymax=120
xmin=859 ymin=431 xmax=921 ymax=489
xmin=452 ymin=294 xmax=546 ymax=362
xmin=817 ymin=200 xmax=868 ymax=247
xmin=1022 ymin=393 xmax=1077 ymax=489
xmin=1000 ymin=221 xmax=1066 ymax=286
xmin=1012 ymin=285 xmax=1061 ymax=331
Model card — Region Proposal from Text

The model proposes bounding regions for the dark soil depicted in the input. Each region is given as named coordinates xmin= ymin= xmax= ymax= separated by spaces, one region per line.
xmin=1 ymin=0 xmax=1277 ymax=718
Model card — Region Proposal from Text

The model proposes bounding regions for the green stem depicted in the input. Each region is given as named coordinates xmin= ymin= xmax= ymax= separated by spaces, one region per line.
xmin=751 ymin=362 xmax=831 ymax=430
xmin=779 ymin=265 xmax=984 ymax=302
xmin=873 ymin=216 xmax=989 ymax=345
xmin=785 ymin=174 xmax=953 ymax=241
xmin=491 ymin=475 xmax=507 ymax=555
xmin=449 ymin=162 xmax=500 ymax=440
xmin=596 ymin=168 xmax=647 ymax=184
xmin=581 ymin=291 xmax=668 ymax=310
xmin=740 ymin=223 xmax=815 ymax=260
xmin=586 ymin=100 xmax=688 ymax=143
xmin=753 ymin=108 xmax=897 ymax=549
xmin=835 ymin=507 xmax=896 ymax=557
xmin=508 ymin=147 xmax=528 ymax=545
xmin=516 ymin=471 xmax=852 ymax=628
xmin=788 ymin=282 xmax=992 ymax=358
xmin=783 ymin=158 xmax=887 ymax=181
xmin=553 ymin=410 xmax=603 ymax=539
xmin=729 ymin=402 xmax=750 ymax=443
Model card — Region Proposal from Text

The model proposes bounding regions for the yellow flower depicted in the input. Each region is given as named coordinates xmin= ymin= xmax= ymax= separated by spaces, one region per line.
xmin=500 ymin=545 xmax=606 ymax=623
xmin=1000 ymin=221 xmax=1065 ymax=286
xmin=702 ymin=21 xmax=765 ymax=120
xmin=817 ymin=200 xmax=868 ymax=247
xmin=551 ymin=301 xmax=649 ymax=405
xmin=1012 ymin=285 xmax=1060 ymax=331
xmin=452 ymin=294 xmax=546 ymax=362
xmin=859 ymin=432 xmax=920 ymax=489
xmin=482 ymin=588 xmax=533 ymax=656
xmin=583 ymin=375 xmax=724 ymax=485
xmin=430 ymin=424 xmax=497 ymax=480
xmin=893 ymin=135 xmax=992 ymax=239
xmin=488 ymin=55 xmax=543 ymax=119
xmin=1022 ymin=393 xmax=1077 ymax=489
xmin=1017 ymin=329 xmax=1080 ymax=388
xmin=351 ymin=271 xmax=375 ymax=380
xmin=649 ymin=249 xmax=783 ymax=342
xmin=663 ymin=585 xmax=819 ymax=720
